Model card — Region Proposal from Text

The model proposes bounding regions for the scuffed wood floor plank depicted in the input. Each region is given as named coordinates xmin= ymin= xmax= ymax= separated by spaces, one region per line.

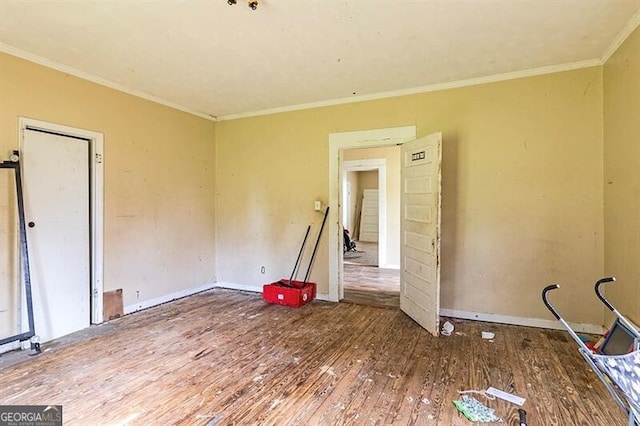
xmin=0 ymin=289 xmax=627 ymax=425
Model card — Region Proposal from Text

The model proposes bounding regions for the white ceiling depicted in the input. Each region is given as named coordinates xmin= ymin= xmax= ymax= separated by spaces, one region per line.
xmin=1 ymin=1 xmax=639 ymax=120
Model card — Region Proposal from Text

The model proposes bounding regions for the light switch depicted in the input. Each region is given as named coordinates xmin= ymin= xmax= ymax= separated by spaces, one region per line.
xmin=315 ymin=201 xmax=322 ymax=211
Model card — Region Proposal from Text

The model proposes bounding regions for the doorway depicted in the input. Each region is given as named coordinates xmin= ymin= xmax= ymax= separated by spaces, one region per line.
xmin=18 ymin=118 xmax=104 ymax=344
xmin=341 ymin=153 xmax=400 ymax=308
xmin=327 ymin=126 xmax=416 ymax=303
xmin=329 ymin=127 xmax=443 ymax=336
xmin=342 ymin=158 xmax=386 ymax=265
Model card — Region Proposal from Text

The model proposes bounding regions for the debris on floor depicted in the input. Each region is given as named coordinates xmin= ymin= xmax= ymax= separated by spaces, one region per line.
xmin=204 ymin=413 xmax=224 ymax=426
xmin=441 ymin=320 xmax=455 ymax=336
xmin=269 ymin=399 xmax=283 ymax=410
xmin=453 ymin=395 xmax=503 ymax=423
xmin=485 ymin=386 xmax=526 ymax=406
xmin=518 ymin=409 xmax=528 ymax=425
xmin=319 ymin=365 xmax=337 ymax=378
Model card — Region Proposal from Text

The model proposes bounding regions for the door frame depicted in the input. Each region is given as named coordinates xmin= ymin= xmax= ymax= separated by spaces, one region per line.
xmin=328 ymin=126 xmax=416 ymax=302
xmin=18 ymin=117 xmax=105 ymax=325
xmin=342 ymin=159 xmax=387 ymax=266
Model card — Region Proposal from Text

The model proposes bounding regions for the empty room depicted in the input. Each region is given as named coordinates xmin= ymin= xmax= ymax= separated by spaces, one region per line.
xmin=1 ymin=1 xmax=639 ymax=425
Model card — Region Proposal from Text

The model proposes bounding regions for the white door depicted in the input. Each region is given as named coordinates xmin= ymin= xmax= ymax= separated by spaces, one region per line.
xmin=22 ymin=129 xmax=90 ymax=342
xmin=359 ymin=189 xmax=379 ymax=242
xmin=400 ymin=132 xmax=442 ymax=336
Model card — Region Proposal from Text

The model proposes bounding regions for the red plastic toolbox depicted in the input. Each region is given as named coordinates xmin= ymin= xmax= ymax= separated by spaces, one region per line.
xmin=263 ymin=281 xmax=316 ymax=307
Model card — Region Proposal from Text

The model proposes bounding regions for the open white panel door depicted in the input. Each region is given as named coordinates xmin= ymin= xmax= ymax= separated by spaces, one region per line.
xmin=400 ymin=132 xmax=442 ymax=336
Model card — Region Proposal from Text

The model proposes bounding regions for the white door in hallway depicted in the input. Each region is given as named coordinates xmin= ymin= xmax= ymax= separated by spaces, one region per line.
xmin=22 ymin=129 xmax=90 ymax=342
xmin=400 ymin=132 xmax=442 ymax=336
xmin=359 ymin=188 xmax=379 ymax=242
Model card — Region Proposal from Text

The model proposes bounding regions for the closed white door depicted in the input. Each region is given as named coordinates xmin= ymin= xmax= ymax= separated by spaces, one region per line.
xmin=22 ymin=129 xmax=90 ymax=342
xmin=400 ymin=132 xmax=442 ymax=336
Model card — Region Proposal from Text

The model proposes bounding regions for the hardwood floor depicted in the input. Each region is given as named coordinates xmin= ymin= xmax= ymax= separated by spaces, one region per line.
xmin=343 ymin=241 xmax=379 ymax=267
xmin=343 ymin=264 xmax=399 ymax=308
xmin=342 ymin=240 xmax=400 ymax=308
xmin=0 ymin=289 xmax=627 ymax=425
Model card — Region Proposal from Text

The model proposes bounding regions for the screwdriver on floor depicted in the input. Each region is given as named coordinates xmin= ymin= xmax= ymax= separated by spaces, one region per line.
xmin=518 ymin=409 xmax=528 ymax=426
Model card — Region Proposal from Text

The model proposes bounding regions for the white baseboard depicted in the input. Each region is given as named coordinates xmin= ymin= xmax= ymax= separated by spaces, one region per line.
xmin=214 ymin=284 xmax=600 ymax=330
xmin=0 ymin=340 xmax=22 ymax=355
xmin=380 ymin=264 xmax=400 ymax=270
xmin=214 ymin=281 xmax=261 ymax=293
xmin=214 ymin=281 xmax=331 ymax=301
xmin=439 ymin=308 xmax=603 ymax=335
xmin=123 ymin=282 xmax=218 ymax=315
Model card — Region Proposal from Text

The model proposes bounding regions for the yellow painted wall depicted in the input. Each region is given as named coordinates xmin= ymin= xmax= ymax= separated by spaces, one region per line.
xmin=0 ymin=52 xmax=216 ymax=312
xmin=214 ymin=112 xmax=331 ymax=288
xmin=603 ymin=26 xmax=640 ymax=325
xmin=428 ymin=71 xmax=604 ymax=326
xmin=216 ymin=67 xmax=605 ymax=326
xmin=358 ymin=170 xmax=378 ymax=192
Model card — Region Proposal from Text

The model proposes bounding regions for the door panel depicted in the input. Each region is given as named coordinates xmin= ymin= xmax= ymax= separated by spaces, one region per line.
xmin=22 ymin=129 xmax=90 ymax=342
xmin=400 ymin=132 xmax=442 ymax=336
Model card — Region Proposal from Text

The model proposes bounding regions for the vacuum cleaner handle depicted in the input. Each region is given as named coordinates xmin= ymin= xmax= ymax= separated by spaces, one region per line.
xmin=594 ymin=277 xmax=616 ymax=312
xmin=542 ymin=284 xmax=561 ymax=320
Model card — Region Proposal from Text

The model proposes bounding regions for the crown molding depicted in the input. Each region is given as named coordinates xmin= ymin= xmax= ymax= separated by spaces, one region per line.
xmin=217 ymin=59 xmax=601 ymax=121
xmin=0 ymin=43 xmax=216 ymax=121
xmin=0 ymin=41 xmax=611 ymax=123
xmin=601 ymin=9 xmax=640 ymax=64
